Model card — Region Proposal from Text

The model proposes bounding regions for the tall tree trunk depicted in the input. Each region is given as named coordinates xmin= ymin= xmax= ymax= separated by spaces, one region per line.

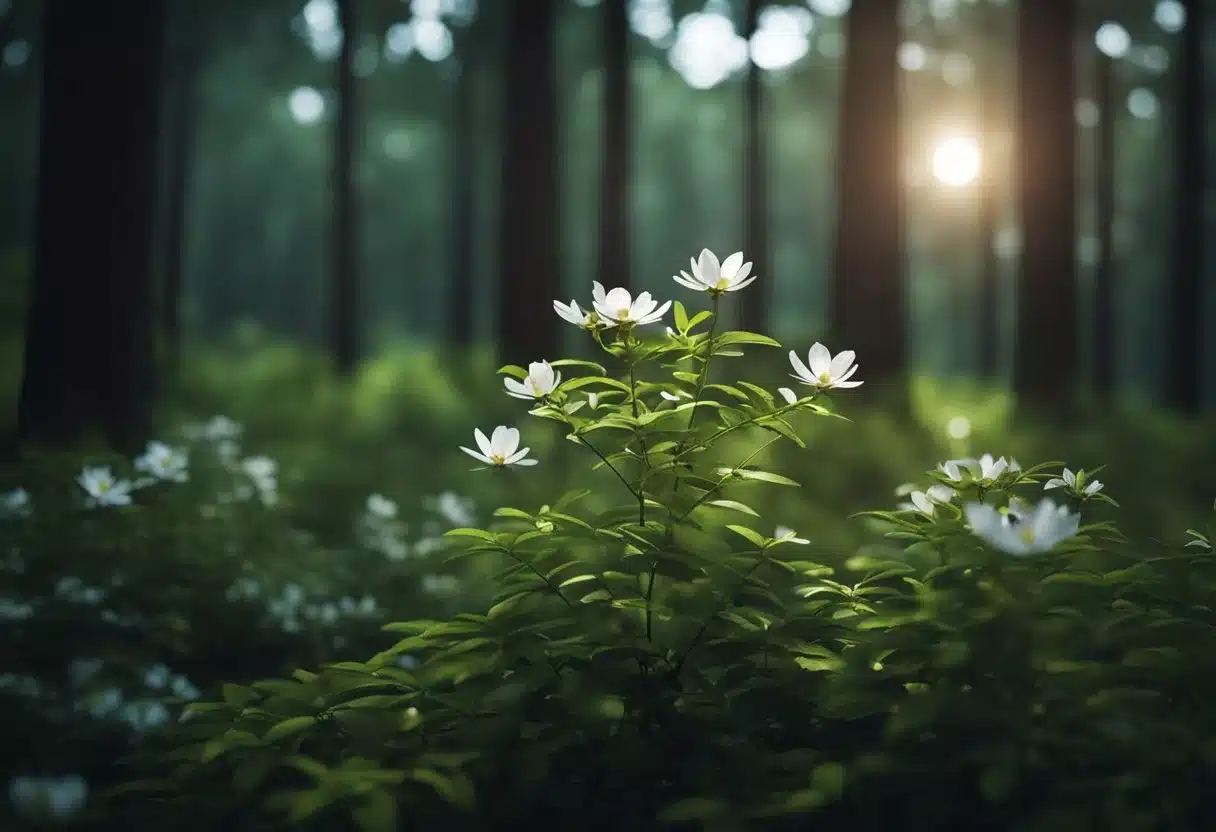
xmin=739 ymin=0 xmax=770 ymax=334
xmin=1093 ymin=51 xmax=1116 ymax=396
xmin=1012 ymin=0 xmax=1079 ymax=410
xmin=448 ymin=25 xmax=476 ymax=346
xmin=160 ymin=2 xmax=203 ymax=369
xmin=17 ymin=0 xmax=165 ymax=453
xmin=975 ymin=51 xmax=1002 ymax=380
xmin=597 ymin=0 xmax=632 ymax=296
xmin=329 ymin=0 xmax=360 ymax=374
xmin=831 ymin=0 xmax=905 ymax=392
xmin=1166 ymin=0 xmax=1204 ymax=412
xmin=499 ymin=0 xmax=561 ymax=364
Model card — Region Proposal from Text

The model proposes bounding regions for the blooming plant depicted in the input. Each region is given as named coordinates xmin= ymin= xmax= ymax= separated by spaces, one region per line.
xmin=122 ymin=251 xmax=1216 ymax=832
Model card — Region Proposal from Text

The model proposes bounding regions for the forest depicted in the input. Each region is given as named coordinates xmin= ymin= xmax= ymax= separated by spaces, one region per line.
xmin=1 ymin=0 xmax=1214 ymax=829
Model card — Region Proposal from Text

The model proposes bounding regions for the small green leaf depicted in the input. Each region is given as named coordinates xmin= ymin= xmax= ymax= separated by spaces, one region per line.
xmin=263 ymin=715 xmax=318 ymax=744
xmin=735 ymin=469 xmax=801 ymax=487
xmin=673 ymin=300 xmax=689 ymax=331
xmin=726 ymin=524 xmax=768 ymax=548
xmin=706 ymin=499 xmax=760 ymax=517
xmin=444 ymin=528 xmax=498 ymax=542
xmin=497 ymin=364 xmax=529 ymax=379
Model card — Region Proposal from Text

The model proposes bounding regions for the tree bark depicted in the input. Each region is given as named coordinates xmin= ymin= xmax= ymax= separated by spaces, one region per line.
xmin=329 ymin=0 xmax=360 ymax=373
xmin=831 ymin=0 xmax=905 ymax=392
xmin=18 ymin=0 xmax=166 ymax=453
xmin=160 ymin=3 xmax=204 ymax=368
xmin=1166 ymin=0 xmax=1204 ymax=413
xmin=447 ymin=25 xmax=476 ymax=346
xmin=1012 ymin=0 xmax=1079 ymax=410
xmin=1093 ymin=51 xmax=1116 ymax=396
xmin=739 ymin=0 xmax=770 ymax=334
xmin=597 ymin=0 xmax=632 ymax=296
xmin=499 ymin=0 xmax=561 ymax=364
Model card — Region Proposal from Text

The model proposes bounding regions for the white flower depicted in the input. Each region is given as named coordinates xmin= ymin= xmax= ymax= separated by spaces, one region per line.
xmin=901 ymin=485 xmax=955 ymax=517
xmin=241 ymin=456 xmax=279 ymax=505
xmin=1007 ymin=458 xmax=1022 ymax=473
xmin=1 ymin=488 xmax=31 ymax=518
xmin=366 ymin=493 xmax=398 ymax=520
xmin=188 ymin=415 xmax=243 ymax=442
xmin=949 ymin=454 xmax=1009 ymax=484
xmin=591 ymin=281 xmax=672 ymax=328
xmin=504 ymin=360 xmax=561 ymax=400
xmin=774 ymin=525 xmax=810 ymax=544
xmin=938 ymin=460 xmax=967 ymax=482
xmin=788 ymin=343 xmax=863 ymax=390
xmin=134 ymin=441 xmax=189 ymax=483
xmin=459 ymin=426 xmax=538 ymax=468
xmin=777 ymin=387 xmax=799 ymax=405
xmin=587 ymin=392 xmax=600 ymax=409
xmin=78 ymin=466 xmax=133 ymax=507
xmin=964 ymin=497 xmax=1081 ymax=555
xmin=660 ymin=389 xmax=690 ymax=402
xmin=1044 ymin=467 xmax=1103 ymax=496
xmin=553 ymin=299 xmax=603 ymax=330
xmin=672 ymin=248 xmax=758 ymax=294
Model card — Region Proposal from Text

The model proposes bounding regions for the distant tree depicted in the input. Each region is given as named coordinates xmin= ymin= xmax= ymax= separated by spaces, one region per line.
xmin=447 ymin=16 xmax=477 ymax=346
xmin=831 ymin=0 xmax=905 ymax=390
xmin=1012 ymin=0 xmax=1079 ymax=409
xmin=597 ymin=0 xmax=632 ymax=295
xmin=738 ymin=0 xmax=770 ymax=334
xmin=329 ymin=0 xmax=360 ymax=374
xmin=1093 ymin=46 xmax=1116 ymax=395
xmin=1166 ymin=0 xmax=1204 ymax=413
xmin=498 ymin=0 xmax=561 ymax=363
xmin=159 ymin=0 xmax=205 ymax=367
xmin=18 ymin=0 xmax=166 ymax=452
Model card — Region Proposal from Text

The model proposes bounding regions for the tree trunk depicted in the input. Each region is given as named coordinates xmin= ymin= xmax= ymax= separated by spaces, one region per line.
xmin=1166 ymin=0 xmax=1204 ymax=413
xmin=1012 ymin=0 xmax=1079 ymax=410
xmin=975 ymin=52 xmax=1001 ymax=380
xmin=597 ymin=0 xmax=632 ymax=296
xmin=447 ymin=26 xmax=476 ymax=346
xmin=1093 ymin=51 xmax=1116 ymax=396
xmin=329 ymin=0 xmax=360 ymax=373
xmin=831 ymin=0 xmax=905 ymax=393
xmin=499 ymin=0 xmax=561 ymax=364
xmin=17 ymin=0 xmax=165 ymax=453
xmin=739 ymin=0 xmax=770 ymax=334
xmin=160 ymin=2 xmax=204 ymax=369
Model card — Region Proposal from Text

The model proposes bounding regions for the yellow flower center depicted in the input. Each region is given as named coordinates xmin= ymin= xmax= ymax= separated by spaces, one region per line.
xmin=818 ymin=371 xmax=833 ymax=385
xmin=616 ymin=308 xmax=631 ymax=321
xmin=489 ymin=454 xmax=505 ymax=465
xmin=98 ymin=480 xmax=111 ymax=493
xmin=1018 ymin=527 xmax=1035 ymax=544
xmin=714 ymin=277 xmax=731 ymax=291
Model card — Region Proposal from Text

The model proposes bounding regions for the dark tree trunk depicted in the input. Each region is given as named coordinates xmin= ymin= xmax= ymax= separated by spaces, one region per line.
xmin=499 ymin=0 xmax=561 ymax=364
xmin=831 ymin=0 xmax=905 ymax=391
xmin=1012 ymin=0 xmax=1079 ymax=409
xmin=975 ymin=53 xmax=1001 ymax=380
xmin=1166 ymin=0 xmax=1204 ymax=413
xmin=448 ymin=26 xmax=476 ymax=346
xmin=329 ymin=0 xmax=360 ymax=373
xmin=1093 ymin=51 xmax=1116 ymax=396
xmin=160 ymin=3 xmax=204 ymax=368
xmin=597 ymin=0 xmax=632 ymax=295
xmin=17 ymin=0 xmax=165 ymax=453
xmin=739 ymin=0 xmax=770 ymax=334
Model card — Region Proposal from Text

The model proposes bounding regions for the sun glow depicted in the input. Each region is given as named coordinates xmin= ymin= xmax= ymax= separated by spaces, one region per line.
xmin=930 ymin=134 xmax=982 ymax=187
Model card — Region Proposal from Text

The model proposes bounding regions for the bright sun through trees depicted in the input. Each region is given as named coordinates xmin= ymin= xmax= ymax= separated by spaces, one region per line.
xmin=930 ymin=134 xmax=981 ymax=188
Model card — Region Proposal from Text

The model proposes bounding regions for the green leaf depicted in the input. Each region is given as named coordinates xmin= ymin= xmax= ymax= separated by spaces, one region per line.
xmin=263 ymin=715 xmax=318 ymax=744
xmin=444 ymin=528 xmax=499 ymax=543
xmin=726 ymin=524 xmax=768 ymax=548
xmin=734 ymin=469 xmax=801 ymax=487
xmin=550 ymin=358 xmax=607 ymax=373
xmin=353 ymin=789 xmax=399 ymax=832
xmin=673 ymin=300 xmax=689 ymax=332
xmin=493 ymin=507 xmax=533 ymax=521
xmin=497 ymin=364 xmax=528 ymax=379
xmin=706 ymin=499 xmax=760 ymax=517
xmin=715 ymin=331 xmax=783 ymax=348
xmin=686 ymin=310 xmax=712 ymax=330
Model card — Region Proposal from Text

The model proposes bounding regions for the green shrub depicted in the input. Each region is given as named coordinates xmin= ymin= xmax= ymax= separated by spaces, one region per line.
xmin=110 ymin=255 xmax=1216 ymax=831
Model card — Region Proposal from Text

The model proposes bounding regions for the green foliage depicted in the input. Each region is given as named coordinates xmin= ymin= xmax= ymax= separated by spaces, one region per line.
xmin=117 ymin=298 xmax=1216 ymax=831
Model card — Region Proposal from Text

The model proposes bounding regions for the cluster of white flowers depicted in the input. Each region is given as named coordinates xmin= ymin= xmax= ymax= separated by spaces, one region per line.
xmin=464 ymin=248 xmax=864 ymax=469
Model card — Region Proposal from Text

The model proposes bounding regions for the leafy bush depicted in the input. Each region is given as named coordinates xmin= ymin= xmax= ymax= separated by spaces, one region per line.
xmin=111 ymin=254 xmax=1216 ymax=831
